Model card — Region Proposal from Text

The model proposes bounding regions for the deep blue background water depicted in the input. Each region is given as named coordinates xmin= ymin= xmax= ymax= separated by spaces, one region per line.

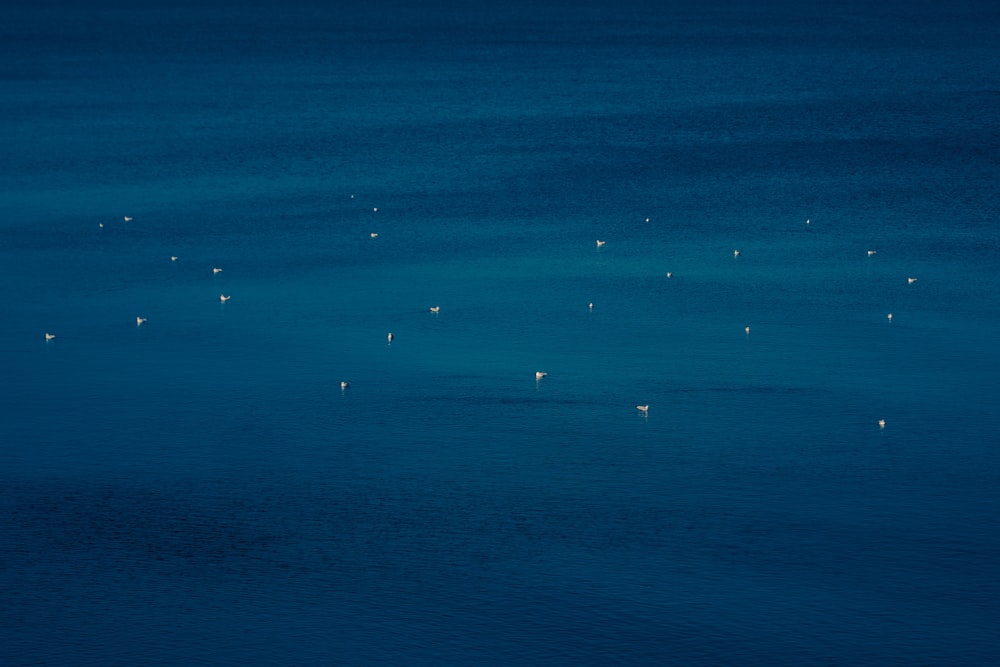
xmin=2 ymin=1 xmax=999 ymax=664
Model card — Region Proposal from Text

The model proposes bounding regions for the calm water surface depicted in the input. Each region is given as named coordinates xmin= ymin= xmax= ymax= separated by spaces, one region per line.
xmin=2 ymin=1 xmax=998 ymax=664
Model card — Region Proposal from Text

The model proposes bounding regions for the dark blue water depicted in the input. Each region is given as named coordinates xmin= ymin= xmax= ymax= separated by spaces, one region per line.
xmin=2 ymin=1 xmax=999 ymax=663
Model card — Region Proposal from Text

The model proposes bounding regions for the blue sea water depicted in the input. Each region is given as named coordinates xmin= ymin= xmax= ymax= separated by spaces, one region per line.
xmin=2 ymin=0 xmax=999 ymax=664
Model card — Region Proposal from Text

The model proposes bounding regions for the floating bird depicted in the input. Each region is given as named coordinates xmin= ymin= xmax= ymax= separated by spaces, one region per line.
xmin=370 ymin=232 xmax=379 ymax=238
xmin=213 ymin=267 xmax=223 ymax=274
xmin=170 ymin=256 xmax=178 ymax=262
xmin=588 ymin=302 xmax=594 ymax=310
xmin=373 ymin=207 xmax=378 ymax=212
xmin=429 ymin=306 xmax=440 ymax=313
xmin=387 ymin=332 xmax=394 ymax=343
xmin=887 ymin=313 xmax=893 ymax=321
xmin=98 ymin=223 xmax=104 ymax=228
xmin=636 ymin=404 xmax=649 ymax=413
xmin=733 ymin=249 xmax=740 ymax=257
xmin=878 ymin=419 xmax=886 ymax=429
xmin=645 ymin=217 xmax=650 ymax=223
xmin=123 ymin=216 xmax=132 ymax=222
xmin=666 ymin=272 xmax=672 ymax=278
xmin=907 ymin=277 xmax=917 ymax=284
xmin=340 ymin=381 xmax=350 ymax=389
xmin=745 ymin=325 xmax=751 ymax=334
xmin=44 ymin=333 xmax=55 ymax=341
xmin=136 ymin=316 xmax=147 ymax=326
xmin=867 ymin=250 xmax=877 ymax=257
xmin=596 ymin=240 xmax=606 ymax=247
xmin=220 ymin=294 xmax=231 ymax=302
xmin=535 ymin=371 xmax=547 ymax=380
xmin=806 ymin=218 xmax=810 ymax=225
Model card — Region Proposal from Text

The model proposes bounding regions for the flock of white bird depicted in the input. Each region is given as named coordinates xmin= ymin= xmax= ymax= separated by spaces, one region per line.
xmin=585 ymin=222 xmax=915 ymax=422
xmin=43 ymin=215 xmax=233 ymax=343
xmin=43 ymin=212 xmax=914 ymax=427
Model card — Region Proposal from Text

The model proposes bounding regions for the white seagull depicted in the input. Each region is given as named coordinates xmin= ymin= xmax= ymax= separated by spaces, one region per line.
xmin=213 ymin=267 xmax=223 ymax=274
xmin=867 ymin=250 xmax=877 ymax=257
xmin=596 ymin=240 xmax=606 ymax=247
xmin=429 ymin=306 xmax=440 ymax=313
xmin=136 ymin=316 xmax=147 ymax=326
xmin=666 ymin=272 xmax=672 ymax=278
xmin=170 ymin=256 xmax=178 ymax=262
xmin=387 ymin=332 xmax=394 ymax=343
xmin=745 ymin=325 xmax=751 ymax=334
xmin=588 ymin=302 xmax=594 ymax=310
xmin=220 ymin=294 xmax=231 ymax=302
xmin=370 ymin=232 xmax=379 ymax=238
xmin=636 ymin=404 xmax=649 ymax=413
xmin=887 ymin=313 xmax=893 ymax=321
xmin=907 ymin=277 xmax=917 ymax=284
xmin=340 ymin=381 xmax=350 ymax=389
xmin=123 ymin=216 xmax=132 ymax=222
xmin=44 ymin=333 xmax=56 ymax=341
xmin=878 ymin=419 xmax=886 ymax=429
xmin=535 ymin=371 xmax=547 ymax=380
xmin=733 ymin=249 xmax=740 ymax=257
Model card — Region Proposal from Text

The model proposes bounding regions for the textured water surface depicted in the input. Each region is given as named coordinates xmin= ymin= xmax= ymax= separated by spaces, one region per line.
xmin=2 ymin=1 xmax=999 ymax=664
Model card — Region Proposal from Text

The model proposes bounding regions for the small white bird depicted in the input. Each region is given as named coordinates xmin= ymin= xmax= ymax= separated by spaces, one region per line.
xmin=170 ymin=256 xmax=178 ymax=262
xmin=372 ymin=207 xmax=378 ymax=212
xmin=588 ymin=302 xmax=594 ymax=310
xmin=340 ymin=381 xmax=350 ymax=389
xmin=429 ymin=306 xmax=440 ymax=313
xmin=733 ymin=249 xmax=740 ymax=257
xmin=907 ymin=277 xmax=917 ymax=284
xmin=887 ymin=313 xmax=893 ymax=321
xmin=44 ymin=333 xmax=56 ymax=341
xmin=878 ymin=419 xmax=886 ymax=429
xmin=213 ymin=267 xmax=223 ymax=274
xmin=220 ymin=294 xmax=231 ymax=302
xmin=123 ymin=216 xmax=132 ymax=222
xmin=98 ymin=223 xmax=104 ymax=228
xmin=867 ymin=250 xmax=877 ymax=257
xmin=666 ymin=272 xmax=672 ymax=278
xmin=535 ymin=371 xmax=547 ymax=380
xmin=806 ymin=218 xmax=810 ymax=225
xmin=370 ymin=232 xmax=379 ymax=238
xmin=745 ymin=325 xmax=751 ymax=334
xmin=596 ymin=240 xmax=606 ymax=247
xmin=645 ymin=217 xmax=650 ymax=223
xmin=136 ymin=316 xmax=147 ymax=326
xmin=387 ymin=332 xmax=394 ymax=343
xmin=636 ymin=404 xmax=649 ymax=413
